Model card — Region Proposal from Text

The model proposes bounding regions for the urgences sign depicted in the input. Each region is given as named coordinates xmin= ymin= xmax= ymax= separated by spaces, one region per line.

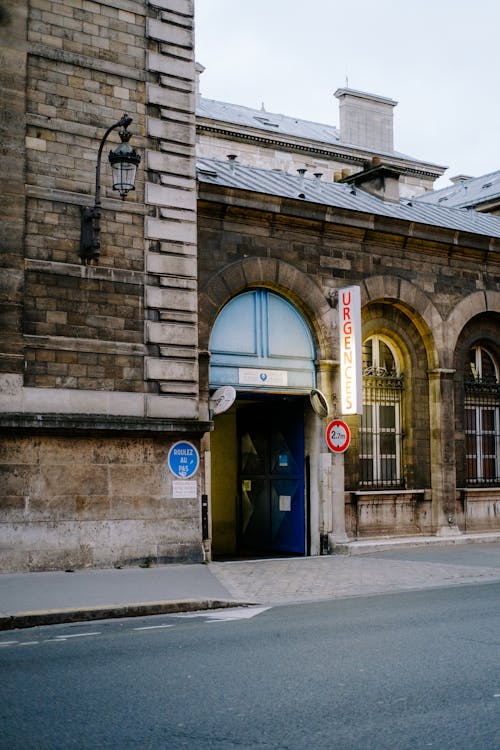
xmin=338 ymin=286 xmax=362 ymax=415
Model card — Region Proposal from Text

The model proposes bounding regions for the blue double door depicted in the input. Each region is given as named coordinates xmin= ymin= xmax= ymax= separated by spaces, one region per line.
xmin=237 ymin=400 xmax=306 ymax=556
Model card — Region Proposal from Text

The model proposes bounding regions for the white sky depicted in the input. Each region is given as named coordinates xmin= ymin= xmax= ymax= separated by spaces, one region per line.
xmin=195 ymin=0 xmax=500 ymax=188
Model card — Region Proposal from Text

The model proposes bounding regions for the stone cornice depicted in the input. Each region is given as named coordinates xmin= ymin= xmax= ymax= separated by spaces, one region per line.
xmin=196 ymin=122 xmax=446 ymax=179
xmin=197 ymin=184 xmax=500 ymax=254
xmin=0 ymin=413 xmax=212 ymax=436
xmin=27 ymin=42 xmax=147 ymax=82
xmin=24 ymin=335 xmax=146 ymax=356
xmin=25 ymin=184 xmax=147 ymax=214
xmin=24 ymin=258 xmax=145 ymax=286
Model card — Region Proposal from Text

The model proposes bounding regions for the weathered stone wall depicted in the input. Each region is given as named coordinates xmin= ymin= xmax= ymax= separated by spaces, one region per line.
xmin=198 ymin=189 xmax=500 ymax=538
xmin=196 ymin=132 xmax=436 ymax=198
xmin=0 ymin=0 xmax=27 ymax=379
xmin=1 ymin=0 xmax=200 ymax=415
xmin=0 ymin=0 xmax=207 ymax=571
xmin=24 ymin=268 xmax=144 ymax=391
xmin=0 ymin=433 xmax=203 ymax=572
xmin=198 ymin=198 xmax=500 ymax=327
xmin=345 ymin=491 xmax=433 ymax=538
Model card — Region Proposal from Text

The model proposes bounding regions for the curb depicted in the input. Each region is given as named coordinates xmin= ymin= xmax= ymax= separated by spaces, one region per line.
xmin=0 ymin=599 xmax=255 ymax=632
xmin=332 ymin=532 xmax=500 ymax=556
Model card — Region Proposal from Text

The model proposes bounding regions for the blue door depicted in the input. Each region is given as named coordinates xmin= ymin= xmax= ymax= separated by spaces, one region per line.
xmin=237 ymin=401 xmax=305 ymax=555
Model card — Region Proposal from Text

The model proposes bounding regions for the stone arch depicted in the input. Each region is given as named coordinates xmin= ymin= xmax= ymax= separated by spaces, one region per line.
xmin=445 ymin=290 xmax=500 ymax=360
xmin=199 ymin=256 xmax=335 ymax=361
xmin=361 ymin=275 xmax=444 ymax=370
xmin=452 ymin=299 xmax=500 ymax=491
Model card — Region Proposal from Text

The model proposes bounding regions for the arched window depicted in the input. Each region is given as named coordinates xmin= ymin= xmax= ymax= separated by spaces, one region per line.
xmin=465 ymin=345 xmax=500 ymax=486
xmin=360 ymin=336 xmax=404 ymax=488
xmin=209 ymin=289 xmax=316 ymax=392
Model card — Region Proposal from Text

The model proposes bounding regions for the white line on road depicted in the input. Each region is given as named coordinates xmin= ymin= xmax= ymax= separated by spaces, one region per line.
xmin=174 ymin=606 xmax=271 ymax=622
xmin=133 ymin=624 xmax=174 ymax=631
xmin=0 ymin=641 xmax=18 ymax=647
xmin=53 ymin=632 xmax=101 ymax=640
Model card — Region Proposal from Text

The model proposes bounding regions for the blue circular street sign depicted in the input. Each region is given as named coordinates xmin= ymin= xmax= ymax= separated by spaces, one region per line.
xmin=168 ymin=441 xmax=200 ymax=479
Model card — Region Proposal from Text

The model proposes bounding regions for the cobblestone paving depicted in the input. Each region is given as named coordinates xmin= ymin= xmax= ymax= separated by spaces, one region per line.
xmin=209 ymin=555 xmax=500 ymax=605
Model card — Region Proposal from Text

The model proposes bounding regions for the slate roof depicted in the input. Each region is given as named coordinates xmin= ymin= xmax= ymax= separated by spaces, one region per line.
xmin=416 ymin=170 xmax=500 ymax=209
xmin=197 ymin=97 xmax=341 ymax=145
xmin=197 ymin=157 xmax=500 ymax=240
xmin=197 ymin=98 xmax=438 ymax=166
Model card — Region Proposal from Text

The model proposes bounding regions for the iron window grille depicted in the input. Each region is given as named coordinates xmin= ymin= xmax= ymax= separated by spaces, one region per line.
xmin=464 ymin=376 xmax=500 ymax=486
xmin=360 ymin=368 xmax=404 ymax=489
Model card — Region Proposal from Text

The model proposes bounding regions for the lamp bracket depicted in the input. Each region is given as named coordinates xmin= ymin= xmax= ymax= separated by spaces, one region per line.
xmin=80 ymin=205 xmax=101 ymax=265
xmin=79 ymin=113 xmax=137 ymax=265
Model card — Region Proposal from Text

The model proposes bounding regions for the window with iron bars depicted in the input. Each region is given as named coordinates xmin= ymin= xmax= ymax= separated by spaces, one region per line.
xmin=465 ymin=345 xmax=500 ymax=487
xmin=360 ymin=337 xmax=404 ymax=489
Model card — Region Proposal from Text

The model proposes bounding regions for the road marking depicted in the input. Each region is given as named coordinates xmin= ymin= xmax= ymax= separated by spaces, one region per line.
xmin=174 ymin=606 xmax=271 ymax=622
xmin=133 ymin=624 xmax=174 ymax=631
xmin=53 ymin=632 xmax=101 ymax=640
xmin=0 ymin=641 xmax=18 ymax=647
xmin=18 ymin=642 xmax=39 ymax=646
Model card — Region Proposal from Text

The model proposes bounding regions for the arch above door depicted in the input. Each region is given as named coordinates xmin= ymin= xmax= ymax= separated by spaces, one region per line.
xmin=209 ymin=289 xmax=316 ymax=392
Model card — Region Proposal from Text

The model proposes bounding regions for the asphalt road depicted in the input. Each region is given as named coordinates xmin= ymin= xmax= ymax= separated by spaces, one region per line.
xmin=1 ymin=582 xmax=499 ymax=749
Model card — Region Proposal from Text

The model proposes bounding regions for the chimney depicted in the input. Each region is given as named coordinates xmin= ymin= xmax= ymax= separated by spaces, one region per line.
xmin=334 ymin=88 xmax=397 ymax=153
xmin=195 ymin=62 xmax=205 ymax=106
xmin=340 ymin=160 xmax=403 ymax=203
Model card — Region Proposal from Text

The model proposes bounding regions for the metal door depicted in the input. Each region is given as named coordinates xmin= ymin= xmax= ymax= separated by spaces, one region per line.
xmin=237 ymin=402 xmax=305 ymax=555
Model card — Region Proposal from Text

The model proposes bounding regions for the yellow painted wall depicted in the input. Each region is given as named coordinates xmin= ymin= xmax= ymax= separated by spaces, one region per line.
xmin=210 ymin=410 xmax=238 ymax=556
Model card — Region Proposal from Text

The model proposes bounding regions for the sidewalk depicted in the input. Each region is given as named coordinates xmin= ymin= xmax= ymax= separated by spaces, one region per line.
xmin=0 ymin=564 xmax=238 ymax=631
xmin=2 ymin=535 xmax=500 ymax=631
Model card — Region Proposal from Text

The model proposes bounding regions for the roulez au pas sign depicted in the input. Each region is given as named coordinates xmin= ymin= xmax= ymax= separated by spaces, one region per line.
xmin=325 ymin=419 xmax=351 ymax=453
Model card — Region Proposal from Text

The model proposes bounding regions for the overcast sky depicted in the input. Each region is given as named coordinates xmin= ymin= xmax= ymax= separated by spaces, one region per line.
xmin=195 ymin=0 xmax=500 ymax=188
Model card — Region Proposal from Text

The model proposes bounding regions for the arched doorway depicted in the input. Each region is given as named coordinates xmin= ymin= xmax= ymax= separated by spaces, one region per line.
xmin=209 ymin=289 xmax=316 ymax=557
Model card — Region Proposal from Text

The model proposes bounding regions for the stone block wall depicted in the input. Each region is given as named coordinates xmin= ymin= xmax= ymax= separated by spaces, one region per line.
xmin=0 ymin=1 xmax=207 ymax=571
xmin=0 ymin=433 xmax=203 ymax=572
xmin=198 ymin=188 xmax=500 ymax=540
xmin=459 ymin=489 xmax=500 ymax=533
xmin=1 ymin=0 xmax=200 ymax=416
xmin=345 ymin=491 xmax=433 ymax=538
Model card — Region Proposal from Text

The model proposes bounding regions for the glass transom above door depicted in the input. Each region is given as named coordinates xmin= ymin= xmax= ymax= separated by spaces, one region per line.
xmin=209 ymin=289 xmax=316 ymax=392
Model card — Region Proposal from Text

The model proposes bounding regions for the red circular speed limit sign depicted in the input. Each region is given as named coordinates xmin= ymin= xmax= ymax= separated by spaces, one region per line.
xmin=325 ymin=419 xmax=351 ymax=453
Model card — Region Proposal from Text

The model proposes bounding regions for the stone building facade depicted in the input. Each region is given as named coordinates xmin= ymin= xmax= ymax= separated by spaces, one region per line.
xmin=196 ymin=158 xmax=500 ymax=557
xmin=1 ymin=1 xmax=499 ymax=571
xmin=196 ymin=76 xmax=446 ymax=199
xmin=0 ymin=0 xmax=208 ymax=571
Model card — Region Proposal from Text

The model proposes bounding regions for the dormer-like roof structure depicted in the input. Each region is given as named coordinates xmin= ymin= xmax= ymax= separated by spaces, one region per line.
xmin=416 ymin=170 xmax=500 ymax=213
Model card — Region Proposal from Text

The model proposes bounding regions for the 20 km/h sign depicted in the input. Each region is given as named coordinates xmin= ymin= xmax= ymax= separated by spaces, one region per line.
xmin=325 ymin=419 xmax=351 ymax=453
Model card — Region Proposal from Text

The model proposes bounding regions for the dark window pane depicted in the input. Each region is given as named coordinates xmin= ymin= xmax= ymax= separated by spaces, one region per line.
xmin=379 ymin=405 xmax=396 ymax=429
xmin=466 ymin=458 xmax=477 ymax=481
xmin=381 ymin=459 xmax=397 ymax=482
xmin=482 ymin=458 xmax=495 ymax=480
xmin=380 ymin=433 xmax=396 ymax=454
xmin=465 ymin=433 xmax=477 ymax=455
xmin=362 ymin=339 xmax=373 ymax=370
xmin=482 ymin=435 xmax=496 ymax=455
xmin=360 ymin=459 xmax=373 ymax=483
xmin=481 ymin=408 xmax=495 ymax=432
xmin=465 ymin=407 xmax=476 ymax=432
xmin=481 ymin=350 xmax=496 ymax=381
xmin=361 ymin=405 xmax=373 ymax=429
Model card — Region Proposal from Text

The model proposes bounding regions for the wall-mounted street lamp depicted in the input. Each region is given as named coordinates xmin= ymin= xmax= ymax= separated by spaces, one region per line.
xmin=80 ymin=113 xmax=141 ymax=265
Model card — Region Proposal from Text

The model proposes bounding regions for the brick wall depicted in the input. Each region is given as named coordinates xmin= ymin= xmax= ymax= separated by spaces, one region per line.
xmin=1 ymin=0 xmax=200 ymax=416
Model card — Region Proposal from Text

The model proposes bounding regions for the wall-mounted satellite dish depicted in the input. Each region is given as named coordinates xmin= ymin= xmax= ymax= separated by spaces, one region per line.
xmin=210 ymin=385 xmax=236 ymax=416
xmin=309 ymin=388 xmax=330 ymax=418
